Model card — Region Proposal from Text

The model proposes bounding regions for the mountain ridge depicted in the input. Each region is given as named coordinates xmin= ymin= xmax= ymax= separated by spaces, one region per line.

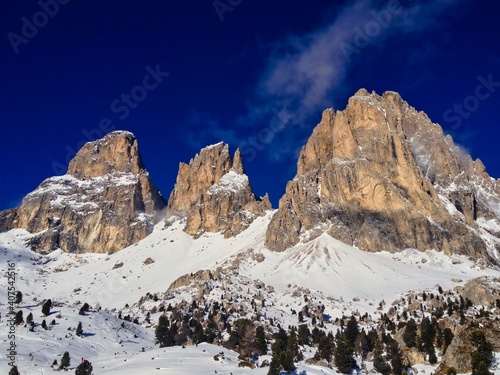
xmin=1 ymin=92 xmax=500 ymax=373
xmin=0 ymin=90 xmax=499 ymax=262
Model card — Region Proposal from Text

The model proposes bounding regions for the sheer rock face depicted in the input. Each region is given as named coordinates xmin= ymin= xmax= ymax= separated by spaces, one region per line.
xmin=167 ymin=142 xmax=271 ymax=238
xmin=266 ymin=89 xmax=500 ymax=261
xmin=0 ymin=131 xmax=166 ymax=254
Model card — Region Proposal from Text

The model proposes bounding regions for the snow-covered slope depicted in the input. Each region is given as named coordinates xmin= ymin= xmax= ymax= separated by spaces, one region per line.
xmin=1 ymin=213 xmax=499 ymax=374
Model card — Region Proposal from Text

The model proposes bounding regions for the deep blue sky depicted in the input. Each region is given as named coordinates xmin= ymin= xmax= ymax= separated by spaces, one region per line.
xmin=1 ymin=0 xmax=499 ymax=210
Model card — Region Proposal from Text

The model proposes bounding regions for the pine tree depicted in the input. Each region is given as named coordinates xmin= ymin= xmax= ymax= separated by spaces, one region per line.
xmin=60 ymin=351 xmax=71 ymax=369
xmin=403 ymin=318 xmax=417 ymax=348
xmin=75 ymin=359 xmax=93 ymax=375
xmin=366 ymin=328 xmax=378 ymax=354
xmin=420 ymin=317 xmax=436 ymax=354
xmin=76 ymin=321 xmax=83 ymax=337
xmin=269 ymin=338 xmax=287 ymax=372
xmin=334 ymin=336 xmax=355 ymax=374
xmin=387 ymin=339 xmax=404 ymax=375
xmin=254 ymin=326 xmax=267 ymax=355
xmin=443 ymin=328 xmax=454 ymax=354
xmin=205 ymin=317 xmax=218 ymax=343
xmin=373 ymin=341 xmax=391 ymax=375
xmin=42 ymin=319 xmax=48 ymax=330
xmin=14 ymin=291 xmax=23 ymax=305
xmin=298 ymin=324 xmax=310 ymax=346
xmin=26 ymin=312 xmax=33 ymax=324
xmin=274 ymin=328 xmax=288 ymax=346
xmin=391 ymin=350 xmax=404 ymax=375
xmin=15 ymin=310 xmax=23 ymax=325
xmin=470 ymin=330 xmax=493 ymax=375
xmin=9 ymin=366 xmax=20 ymax=375
xmin=155 ymin=315 xmax=170 ymax=347
xmin=281 ymin=349 xmax=296 ymax=372
xmin=79 ymin=302 xmax=90 ymax=316
xmin=191 ymin=321 xmax=207 ymax=345
xmin=287 ymin=329 xmax=299 ymax=358
xmin=42 ymin=299 xmax=52 ymax=316
xmin=312 ymin=327 xmax=324 ymax=345
xmin=356 ymin=329 xmax=374 ymax=359
xmin=318 ymin=335 xmax=333 ymax=362
xmin=298 ymin=311 xmax=304 ymax=323
xmin=428 ymin=346 xmax=438 ymax=364
xmin=169 ymin=322 xmax=179 ymax=346
xmin=345 ymin=316 xmax=359 ymax=347
xmin=267 ymin=352 xmax=281 ymax=375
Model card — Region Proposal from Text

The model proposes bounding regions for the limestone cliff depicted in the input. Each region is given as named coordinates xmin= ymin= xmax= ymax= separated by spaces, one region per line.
xmin=0 ymin=131 xmax=166 ymax=254
xmin=167 ymin=142 xmax=271 ymax=237
xmin=266 ymin=89 xmax=500 ymax=262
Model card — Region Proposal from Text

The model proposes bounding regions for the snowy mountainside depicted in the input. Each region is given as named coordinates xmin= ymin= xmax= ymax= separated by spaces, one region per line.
xmin=3 ymin=213 xmax=497 ymax=313
xmin=1 ymin=212 xmax=500 ymax=374
xmin=0 ymin=130 xmax=166 ymax=255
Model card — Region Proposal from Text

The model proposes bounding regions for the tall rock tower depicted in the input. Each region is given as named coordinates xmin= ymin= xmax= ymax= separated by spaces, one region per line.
xmin=0 ymin=131 xmax=166 ymax=254
xmin=167 ymin=142 xmax=271 ymax=237
xmin=266 ymin=89 xmax=500 ymax=262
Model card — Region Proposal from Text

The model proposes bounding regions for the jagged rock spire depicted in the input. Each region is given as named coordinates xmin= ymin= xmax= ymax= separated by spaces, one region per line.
xmin=167 ymin=142 xmax=271 ymax=237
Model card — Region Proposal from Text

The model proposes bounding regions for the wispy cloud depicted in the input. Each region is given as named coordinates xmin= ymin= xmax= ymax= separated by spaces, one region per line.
xmin=189 ymin=0 xmax=464 ymax=162
xmin=252 ymin=0 xmax=460 ymax=125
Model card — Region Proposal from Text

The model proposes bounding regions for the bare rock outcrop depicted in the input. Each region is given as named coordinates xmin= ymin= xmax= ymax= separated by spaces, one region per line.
xmin=167 ymin=142 xmax=271 ymax=237
xmin=0 ymin=131 xmax=166 ymax=253
xmin=438 ymin=317 xmax=500 ymax=373
xmin=266 ymin=89 xmax=500 ymax=261
xmin=455 ymin=277 xmax=500 ymax=307
xmin=167 ymin=269 xmax=221 ymax=291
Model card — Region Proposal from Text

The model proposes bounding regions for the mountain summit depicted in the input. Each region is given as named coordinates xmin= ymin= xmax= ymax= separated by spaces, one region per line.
xmin=167 ymin=142 xmax=271 ymax=237
xmin=266 ymin=89 xmax=500 ymax=262
xmin=0 ymin=131 xmax=166 ymax=254
xmin=0 ymin=90 xmax=498 ymax=261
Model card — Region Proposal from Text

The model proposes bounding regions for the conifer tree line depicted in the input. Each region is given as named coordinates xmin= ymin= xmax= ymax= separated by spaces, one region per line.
xmin=152 ymin=287 xmax=497 ymax=375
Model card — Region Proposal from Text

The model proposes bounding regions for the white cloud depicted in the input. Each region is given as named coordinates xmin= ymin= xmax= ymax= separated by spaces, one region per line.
xmin=253 ymin=0 xmax=461 ymax=126
xmin=190 ymin=0 xmax=465 ymax=162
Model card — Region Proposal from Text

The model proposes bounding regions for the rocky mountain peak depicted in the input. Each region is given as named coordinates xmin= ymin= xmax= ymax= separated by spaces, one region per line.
xmin=266 ymin=90 xmax=500 ymax=263
xmin=167 ymin=142 xmax=232 ymax=215
xmin=167 ymin=142 xmax=271 ymax=238
xmin=0 ymin=130 xmax=166 ymax=254
xmin=232 ymin=148 xmax=245 ymax=175
xmin=67 ymin=130 xmax=145 ymax=179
